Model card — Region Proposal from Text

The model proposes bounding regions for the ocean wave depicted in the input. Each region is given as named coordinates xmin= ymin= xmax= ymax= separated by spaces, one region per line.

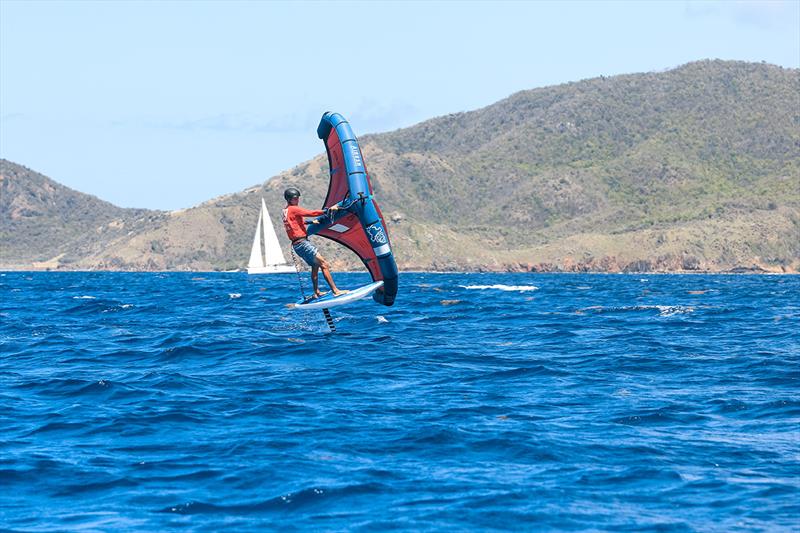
xmin=1 ymin=271 xmax=798 ymax=531
xmin=460 ymin=284 xmax=539 ymax=292
xmin=160 ymin=483 xmax=389 ymax=515
xmin=579 ymin=304 xmax=695 ymax=317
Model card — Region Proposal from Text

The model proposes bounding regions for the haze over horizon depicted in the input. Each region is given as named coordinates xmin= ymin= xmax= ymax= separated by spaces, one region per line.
xmin=1 ymin=0 xmax=798 ymax=210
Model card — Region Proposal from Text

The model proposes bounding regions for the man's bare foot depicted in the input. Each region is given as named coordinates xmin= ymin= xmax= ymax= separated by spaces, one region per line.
xmin=332 ymin=289 xmax=350 ymax=297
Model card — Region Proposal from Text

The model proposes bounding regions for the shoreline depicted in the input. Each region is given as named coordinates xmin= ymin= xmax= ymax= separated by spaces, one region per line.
xmin=2 ymin=269 xmax=797 ymax=275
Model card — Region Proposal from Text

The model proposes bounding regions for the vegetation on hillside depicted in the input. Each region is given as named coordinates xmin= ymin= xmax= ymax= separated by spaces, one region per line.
xmin=0 ymin=160 xmax=166 ymax=266
xmin=1 ymin=60 xmax=798 ymax=272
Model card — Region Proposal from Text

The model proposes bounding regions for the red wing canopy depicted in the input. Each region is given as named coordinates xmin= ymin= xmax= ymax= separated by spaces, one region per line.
xmin=314 ymin=120 xmax=387 ymax=281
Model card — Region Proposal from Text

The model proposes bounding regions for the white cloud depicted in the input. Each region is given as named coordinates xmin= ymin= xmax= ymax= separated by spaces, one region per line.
xmin=107 ymin=101 xmax=420 ymax=137
xmin=346 ymin=98 xmax=421 ymax=134
xmin=684 ymin=0 xmax=800 ymax=30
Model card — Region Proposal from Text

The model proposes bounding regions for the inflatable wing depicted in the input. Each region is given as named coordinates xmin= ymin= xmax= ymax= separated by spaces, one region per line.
xmin=307 ymin=112 xmax=398 ymax=306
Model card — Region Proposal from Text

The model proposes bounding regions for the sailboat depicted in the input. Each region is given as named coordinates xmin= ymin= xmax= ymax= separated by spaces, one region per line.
xmin=247 ymin=198 xmax=296 ymax=274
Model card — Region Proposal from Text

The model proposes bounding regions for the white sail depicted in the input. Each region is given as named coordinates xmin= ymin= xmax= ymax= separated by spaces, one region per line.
xmin=261 ymin=199 xmax=288 ymax=266
xmin=248 ymin=207 xmax=264 ymax=269
xmin=247 ymin=198 xmax=295 ymax=274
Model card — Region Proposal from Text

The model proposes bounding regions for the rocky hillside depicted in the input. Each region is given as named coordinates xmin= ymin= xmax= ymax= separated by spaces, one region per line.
xmin=1 ymin=60 xmax=798 ymax=272
xmin=0 ymin=161 xmax=167 ymax=269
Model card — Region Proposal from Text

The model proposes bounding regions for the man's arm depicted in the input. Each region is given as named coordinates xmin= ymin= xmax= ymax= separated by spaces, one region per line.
xmin=290 ymin=206 xmax=325 ymax=218
xmin=309 ymin=204 xmax=342 ymax=224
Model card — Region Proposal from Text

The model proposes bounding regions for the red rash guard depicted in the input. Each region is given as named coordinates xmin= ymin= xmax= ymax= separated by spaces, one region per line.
xmin=282 ymin=205 xmax=324 ymax=241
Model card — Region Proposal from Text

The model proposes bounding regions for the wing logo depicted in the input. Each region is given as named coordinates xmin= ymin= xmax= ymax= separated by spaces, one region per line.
xmin=350 ymin=144 xmax=362 ymax=167
xmin=367 ymin=223 xmax=388 ymax=245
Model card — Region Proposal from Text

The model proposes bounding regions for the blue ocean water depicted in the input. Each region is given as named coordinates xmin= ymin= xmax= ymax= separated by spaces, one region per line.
xmin=1 ymin=272 xmax=798 ymax=531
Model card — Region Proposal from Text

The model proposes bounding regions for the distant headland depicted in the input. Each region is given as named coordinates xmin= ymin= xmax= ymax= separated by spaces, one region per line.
xmin=2 ymin=60 xmax=798 ymax=273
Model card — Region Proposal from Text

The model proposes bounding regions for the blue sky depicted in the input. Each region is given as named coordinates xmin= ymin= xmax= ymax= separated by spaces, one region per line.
xmin=1 ymin=0 xmax=798 ymax=210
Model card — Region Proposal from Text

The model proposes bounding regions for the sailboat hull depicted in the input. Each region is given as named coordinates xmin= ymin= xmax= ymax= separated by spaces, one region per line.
xmin=247 ymin=265 xmax=296 ymax=275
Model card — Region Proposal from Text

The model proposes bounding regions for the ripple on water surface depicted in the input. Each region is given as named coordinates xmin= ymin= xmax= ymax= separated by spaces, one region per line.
xmin=0 ymin=272 xmax=798 ymax=530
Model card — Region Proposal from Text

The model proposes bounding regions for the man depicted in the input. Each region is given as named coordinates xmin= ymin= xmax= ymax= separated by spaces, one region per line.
xmin=282 ymin=187 xmax=347 ymax=298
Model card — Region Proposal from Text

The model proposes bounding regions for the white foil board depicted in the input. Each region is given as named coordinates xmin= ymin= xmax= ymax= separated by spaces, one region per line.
xmin=294 ymin=281 xmax=384 ymax=310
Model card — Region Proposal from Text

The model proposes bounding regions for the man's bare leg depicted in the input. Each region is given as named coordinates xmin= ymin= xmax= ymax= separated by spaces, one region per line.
xmin=317 ymin=255 xmax=347 ymax=296
xmin=311 ymin=264 xmax=321 ymax=297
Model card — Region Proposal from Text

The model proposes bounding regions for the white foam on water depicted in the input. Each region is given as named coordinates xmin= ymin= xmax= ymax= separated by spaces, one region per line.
xmin=651 ymin=305 xmax=694 ymax=317
xmin=581 ymin=304 xmax=696 ymax=317
xmin=376 ymin=315 xmax=389 ymax=324
xmin=73 ymin=295 xmax=96 ymax=299
xmin=460 ymin=284 xmax=539 ymax=292
xmin=229 ymin=293 xmax=241 ymax=299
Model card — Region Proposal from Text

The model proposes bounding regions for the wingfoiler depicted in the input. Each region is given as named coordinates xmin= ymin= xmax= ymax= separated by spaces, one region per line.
xmin=293 ymin=112 xmax=399 ymax=310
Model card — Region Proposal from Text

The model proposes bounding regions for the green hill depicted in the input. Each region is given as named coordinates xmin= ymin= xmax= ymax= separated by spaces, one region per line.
xmin=1 ymin=60 xmax=798 ymax=272
xmin=0 ymin=160 xmax=167 ymax=269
